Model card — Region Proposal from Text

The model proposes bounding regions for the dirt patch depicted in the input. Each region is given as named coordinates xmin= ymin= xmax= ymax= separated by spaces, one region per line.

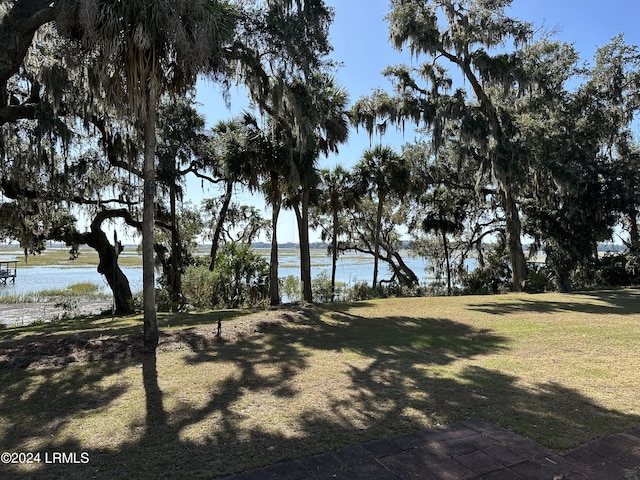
xmin=0 ymin=309 xmax=307 ymax=369
xmin=0 ymin=299 xmax=113 ymax=327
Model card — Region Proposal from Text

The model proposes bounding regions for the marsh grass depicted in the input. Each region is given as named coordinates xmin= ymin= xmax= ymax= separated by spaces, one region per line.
xmin=0 ymin=246 xmax=141 ymax=267
xmin=0 ymin=290 xmax=639 ymax=479
xmin=0 ymin=283 xmax=109 ymax=305
xmin=0 ymin=292 xmax=43 ymax=304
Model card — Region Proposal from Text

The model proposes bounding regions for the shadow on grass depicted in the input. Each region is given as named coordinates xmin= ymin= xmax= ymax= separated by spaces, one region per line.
xmin=0 ymin=308 xmax=256 ymax=341
xmin=1 ymin=300 xmax=638 ymax=479
xmin=467 ymin=288 xmax=640 ymax=316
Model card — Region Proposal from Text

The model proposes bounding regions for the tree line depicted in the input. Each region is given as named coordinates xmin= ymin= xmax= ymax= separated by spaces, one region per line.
xmin=1 ymin=1 xmax=640 ymax=352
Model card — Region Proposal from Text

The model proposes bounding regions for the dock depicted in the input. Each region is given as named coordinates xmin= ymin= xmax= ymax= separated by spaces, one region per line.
xmin=0 ymin=260 xmax=17 ymax=285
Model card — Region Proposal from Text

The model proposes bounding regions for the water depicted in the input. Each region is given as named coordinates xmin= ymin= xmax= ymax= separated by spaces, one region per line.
xmin=0 ymin=266 xmax=143 ymax=296
xmin=270 ymin=249 xmax=436 ymax=287
xmin=0 ymin=249 xmax=471 ymax=297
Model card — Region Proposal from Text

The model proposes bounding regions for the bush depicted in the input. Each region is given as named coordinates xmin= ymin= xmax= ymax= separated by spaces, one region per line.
xmin=461 ymin=242 xmax=512 ymax=295
xmin=524 ymin=266 xmax=553 ymax=293
xmin=346 ymin=280 xmax=376 ymax=301
xmin=571 ymin=253 xmax=640 ymax=290
xmin=155 ymin=287 xmax=172 ymax=312
xmin=281 ymin=275 xmax=301 ymax=303
xmin=600 ymin=253 xmax=633 ymax=286
xmin=312 ymin=271 xmax=334 ymax=303
xmin=182 ymin=242 xmax=269 ymax=309
xmin=461 ymin=267 xmax=510 ymax=295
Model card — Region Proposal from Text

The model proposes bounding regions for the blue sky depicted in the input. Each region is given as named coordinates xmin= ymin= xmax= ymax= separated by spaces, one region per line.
xmin=192 ymin=0 xmax=640 ymax=244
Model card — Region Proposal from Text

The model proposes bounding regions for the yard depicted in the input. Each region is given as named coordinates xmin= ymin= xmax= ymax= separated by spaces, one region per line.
xmin=0 ymin=290 xmax=639 ymax=478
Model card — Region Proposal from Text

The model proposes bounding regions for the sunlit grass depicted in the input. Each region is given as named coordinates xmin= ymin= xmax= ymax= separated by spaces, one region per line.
xmin=0 ymin=290 xmax=639 ymax=479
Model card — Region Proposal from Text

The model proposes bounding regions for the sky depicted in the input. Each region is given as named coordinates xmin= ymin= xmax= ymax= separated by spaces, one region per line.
xmin=190 ymin=0 xmax=640 ymax=245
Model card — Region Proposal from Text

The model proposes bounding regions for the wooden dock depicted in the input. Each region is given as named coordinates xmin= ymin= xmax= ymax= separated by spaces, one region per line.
xmin=0 ymin=260 xmax=17 ymax=285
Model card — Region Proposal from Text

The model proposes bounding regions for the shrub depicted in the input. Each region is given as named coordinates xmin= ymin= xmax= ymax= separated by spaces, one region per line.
xmin=461 ymin=244 xmax=512 ymax=295
xmin=346 ymin=280 xmax=376 ymax=301
xmin=524 ymin=266 xmax=553 ymax=293
xmin=312 ymin=271 xmax=334 ymax=303
xmin=281 ymin=275 xmax=301 ymax=303
xmin=182 ymin=242 xmax=269 ymax=309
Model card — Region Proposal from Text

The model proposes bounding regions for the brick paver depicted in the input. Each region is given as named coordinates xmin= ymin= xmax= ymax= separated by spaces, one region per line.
xmin=221 ymin=419 xmax=640 ymax=479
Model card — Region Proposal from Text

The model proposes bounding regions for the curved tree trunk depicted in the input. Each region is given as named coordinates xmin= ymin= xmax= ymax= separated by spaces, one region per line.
xmin=389 ymin=251 xmax=420 ymax=287
xmin=208 ymin=179 xmax=234 ymax=271
xmin=85 ymin=215 xmax=134 ymax=314
xmin=57 ymin=209 xmax=138 ymax=314
xmin=89 ymin=235 xmax=133 ymax=314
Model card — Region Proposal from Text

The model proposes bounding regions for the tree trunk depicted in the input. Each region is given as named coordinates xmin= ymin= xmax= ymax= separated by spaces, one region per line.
xmin=269 ymin=180 xmax=281 ymax=306
xmin=557 ymin=269 xmax=572 ymax=293
xmin=442 ymin=230 xmax=451 ymax=295
xmin=499 ymin=186 xmax=527 ymax=291
xmin=373 ymin=190 xmax=384 ymax=289
xmin=331 ymin=194 xmax=338 ymax=301
xmin=389 ymin=251 xmax=420 ymax=287
xmin=627 ymin=207 xmax=640 ymax=252
xmin=457 ymin=52 xmax=527 ymax=291
xmin=208 ymin=179 xmax=233 ymax=271
xmin=169 ymin=184 xmax=183 ymax=310
xmin=57 ymin=209 xmax=138 ymax=314
xmin=294 ymin=188 xmax=313 ymax=303
xmin=86 ymin=227 xmax=133 ymax=315
xmin=143 ymin=87 xmax=159 ymax=352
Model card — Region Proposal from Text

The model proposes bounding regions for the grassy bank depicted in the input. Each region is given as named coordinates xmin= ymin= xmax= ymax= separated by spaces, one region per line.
xmin=0 ymin=245 xmax=142 ymax=268
xmin=0 ymin=283 xmax=110 ymax=304
xmin=0 ymin=290 xmax=639 ymax=479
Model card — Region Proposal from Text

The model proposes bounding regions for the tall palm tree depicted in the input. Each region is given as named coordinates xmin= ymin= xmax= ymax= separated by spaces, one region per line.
xmin=353 ymin=145 xmax=409 ymax=289
xmin=316 ymin=165 xmax=352 ymax=301
xmin=62 ymin=0 xmax=237 ymax=350
xmin=283 ymin=73 xmax=349 ymax=302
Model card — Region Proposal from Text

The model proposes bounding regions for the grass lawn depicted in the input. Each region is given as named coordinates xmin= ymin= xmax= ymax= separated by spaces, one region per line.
xmin=0 ymin=289 xmax=639 ymax=479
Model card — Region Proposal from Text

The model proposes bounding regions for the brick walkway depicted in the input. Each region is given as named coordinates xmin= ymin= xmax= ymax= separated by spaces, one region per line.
xmin=222 ymin=418 xmax=640 ymax=479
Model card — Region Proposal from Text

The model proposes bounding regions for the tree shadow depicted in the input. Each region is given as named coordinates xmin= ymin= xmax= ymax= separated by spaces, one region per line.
xmin=467 ymin=288 xmax=640 ymax=316
xmin=1 ymin=301 xmax=638 ymax=479
xmin=0 ymin=309 xmax=254 ymax=341
xmin=0 ymin=360 xmax=130 ymax=478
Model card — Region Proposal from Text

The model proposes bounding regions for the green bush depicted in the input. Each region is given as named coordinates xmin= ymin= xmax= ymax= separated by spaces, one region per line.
xmin=524 ymin=266 xmax=553 ymax=293
xmin=281 ymin=275 xmax=301 ymax=303
xmin=461 ymin=245 xmax=512 ymax=295
xmin=182 ymin=242 xmax=269 ymax=309
xmin=346 ymin=280 xmax=376 ymax=301
xmin=312 ymin=271 xmax=334 ymax=303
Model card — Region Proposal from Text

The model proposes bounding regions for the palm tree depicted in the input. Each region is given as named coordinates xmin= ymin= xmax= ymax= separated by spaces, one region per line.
xmin=239 ymin=114 xmax=290 ymax=306
xmin=283 ymin=73 xmax=349 ymax=302
xmin=421 ymin=188 xmax=465 ymax=296
xmin=353 ymin=145 xmax=409 ymax=289
xmin=63 ymin=0 xmax=237 ymax=350
xmin=315 ymin=165 xmax=352 ymax=301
